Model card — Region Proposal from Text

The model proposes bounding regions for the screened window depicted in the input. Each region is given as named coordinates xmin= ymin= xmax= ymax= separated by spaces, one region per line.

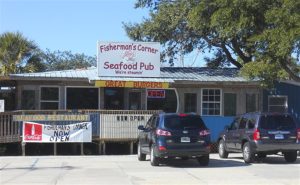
xmin=246 ymin=94 xmax=257 ymax=113
xmin=268 ymin=96 xmax=287 ymax=113
xmin=40 ymin=87 xmax=59 ymax=110
xmin=202 ymin=89 xmax=221 ymax=116
xmin=224 ymin=93 xmax=237 ymax=116
xmin=184 ymin=93 xmax=197 ymax=113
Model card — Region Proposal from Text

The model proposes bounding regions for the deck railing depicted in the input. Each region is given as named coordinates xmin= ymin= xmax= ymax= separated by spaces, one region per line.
xmin=0 ymin=110 xmax=161 ymax=144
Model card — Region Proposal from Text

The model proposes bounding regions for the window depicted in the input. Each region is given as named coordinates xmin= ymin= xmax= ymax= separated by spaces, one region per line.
xmin=224 ymin=93 xmax=237 ymax=116
xmin=40 ymin=87 xmax=59 ymax=110
xmin=147 ymin=89 xmax=177 ymax=113
xmin=247 ymin=115 xmax=256 ymax=129
xmin=202 ymin=89 xmax=221 ymax=116
xmin=184 ymin=93 xmax=197 ymax=113
xmin=268 ymin=96 xmax=287 ymax=113
xmin=239 ymin=117 xmax=247 ymax=129
xmin=21 ymin=90 xmax=35 ymax=110
xmin=246 ymin=94 xmax=257 ymax=113
xmin=230 ymin=118 xmax=240 ymax=130
xmin=66 ymin=88 xmax=99 ymax=109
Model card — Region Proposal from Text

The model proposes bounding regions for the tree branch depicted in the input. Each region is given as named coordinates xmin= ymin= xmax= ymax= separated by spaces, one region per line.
xmin=231 ymin=38 xmax=252 ymax=63
xmin=279 ymin=58 xmax=300 ymax=82
xmin=220 ymin=43 xmax=243 ymax=68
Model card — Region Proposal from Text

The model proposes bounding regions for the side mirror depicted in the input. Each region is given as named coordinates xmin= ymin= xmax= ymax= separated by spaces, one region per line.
xmin=138 ymin=125 xmax=145 ymax=130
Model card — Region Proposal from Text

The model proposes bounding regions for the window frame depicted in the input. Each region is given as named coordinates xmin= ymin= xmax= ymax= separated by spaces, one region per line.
xmin=39 ymin=86 xmax=60 ymax=110
xmin=201 ymin=88 xmax=222 ymax=116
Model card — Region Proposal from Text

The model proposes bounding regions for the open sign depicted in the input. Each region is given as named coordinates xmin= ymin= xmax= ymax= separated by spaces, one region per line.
xmin=147 ymin=90 xmax=165 ymax=98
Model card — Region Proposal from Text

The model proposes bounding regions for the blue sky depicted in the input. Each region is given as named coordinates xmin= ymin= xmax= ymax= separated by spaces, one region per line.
xmin=0 ymin=0 xmax=148 ymax=56
xmin=0 ymin=0 xmax=206 ymax=66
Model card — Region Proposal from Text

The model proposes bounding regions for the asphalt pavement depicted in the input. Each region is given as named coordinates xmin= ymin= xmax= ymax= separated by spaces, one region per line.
xmin=0 ymin=153 xmax=299 ymax=185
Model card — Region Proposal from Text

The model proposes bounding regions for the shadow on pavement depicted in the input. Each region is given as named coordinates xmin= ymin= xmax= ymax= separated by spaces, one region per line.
xmin=159 ymin=158 xmax=250 ymax=168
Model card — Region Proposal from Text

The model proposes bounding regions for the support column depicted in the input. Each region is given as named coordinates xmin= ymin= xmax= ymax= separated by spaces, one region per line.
xmin=103 ymin=142 xmax=106 ymax=155
xmin=130 ymin=142 xmax=134 ymax=155
xmin=98 ymin=142 xmax=102 ymax=155
xmin=21 ymin=142 xmax=26 ymax=156
xmin=81 ymin=143 xmax=84 ymax=155
xmin=54 ymin=143 xmax=57 ymax=155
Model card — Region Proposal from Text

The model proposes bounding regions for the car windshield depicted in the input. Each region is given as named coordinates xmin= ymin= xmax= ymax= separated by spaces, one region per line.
xmin=259 ymin=115 xmax=296 ymax=130
xmin=164 ymin=115 xmax=207 ymax=130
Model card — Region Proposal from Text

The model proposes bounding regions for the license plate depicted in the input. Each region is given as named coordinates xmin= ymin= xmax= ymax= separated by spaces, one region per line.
xmin=275 ymin=134 xmax=284 ymax=139
xmin=181 ymin=137 xmax=190 ymax=143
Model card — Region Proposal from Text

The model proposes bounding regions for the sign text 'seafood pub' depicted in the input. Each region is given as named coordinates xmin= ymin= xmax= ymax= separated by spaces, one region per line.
xmin=97 ymin=42 xmax=160 ymax=77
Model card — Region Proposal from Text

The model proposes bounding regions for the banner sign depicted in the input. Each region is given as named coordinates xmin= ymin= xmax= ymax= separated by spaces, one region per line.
xmin=97 ymin=42 xmax=160 ymax=77
xmin=13 ymin=114 xmax=89 ymax=122
xmin=95 ymin=80 xmax=169 ymax=89
xmin=147 ymin=89 xmax=165 ymax=98
xmin=22 ymin=122 xmax=92 ymax=143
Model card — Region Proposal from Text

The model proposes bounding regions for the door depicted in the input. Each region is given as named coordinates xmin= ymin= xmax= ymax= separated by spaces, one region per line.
xmin=226 ymin=118 xmax=240 ymax=150
xmin=236 ymin=116 xmax=248 ymax=150
xmin=139 ymin=116 xmax=153 ymax=153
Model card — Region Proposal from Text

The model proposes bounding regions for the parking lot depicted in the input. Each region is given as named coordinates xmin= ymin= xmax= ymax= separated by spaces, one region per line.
xmin=0 ymin=154 xmax=299 ymax=185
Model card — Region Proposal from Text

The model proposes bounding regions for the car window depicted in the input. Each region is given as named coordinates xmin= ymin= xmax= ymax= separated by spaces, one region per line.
xmin=230 ymin=117 xmax=240 ymax=130
xmin=151 ymin=116 xmax=158 ymax=129
xmin=247 ymin=115 xmax=256 ymax=129
xmin=259 ymin=115 xmax=296 ymax=130
xmin=164 ymin=115 xmax=207 ymax=130
xmin=239 ymin=117 xmax=247 ymax=129
xmin=145 ymin=116 xmax=153 ymax=129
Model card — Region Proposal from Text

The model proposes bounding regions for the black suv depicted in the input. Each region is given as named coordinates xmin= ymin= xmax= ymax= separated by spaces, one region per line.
xmin=137 ymin=113 xmax=210 ymax=166
xmin=218 ymin=112 xmax=300 ymax=163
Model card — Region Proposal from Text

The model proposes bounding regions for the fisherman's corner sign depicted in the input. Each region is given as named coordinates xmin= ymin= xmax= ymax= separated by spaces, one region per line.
xmin=97 ymin=42 xmax=160 ymax=77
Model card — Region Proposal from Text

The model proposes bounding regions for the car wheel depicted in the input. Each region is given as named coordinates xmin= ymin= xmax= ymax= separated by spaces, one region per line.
xmin=284 ymin=151 xmax=297 ymax=163
xmin=137 ymin=142 xmax=146 ymax=161
xmin=197 ymin=155 xmax=209 ymax=166
xmin=218 ymin=139 xmax=229 ymax=158
xmin=243 ymin=142 xmax=254 ymax=164
xmin=150 ymin=145 xmax=159 ymax=166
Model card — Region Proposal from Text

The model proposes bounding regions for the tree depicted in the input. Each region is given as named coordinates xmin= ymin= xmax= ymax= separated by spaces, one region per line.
xmin=124 ymin=0 xmax=300 ymax=87
xmin=0 ymin=32 xmax=45 ymax=75
xmin=41 ymin=49 xmax=96 ymax=71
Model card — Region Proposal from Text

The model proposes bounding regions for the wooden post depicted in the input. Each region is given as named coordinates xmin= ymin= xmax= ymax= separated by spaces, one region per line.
xmin=103 ymin=142 xmax=106 ymax=155
xmin=81 ymin=143 xmax=84 ymax=155
xmin=98 ymin=142 xmax=102 ymax=155
xmin=54 ymin=143 xmax=57 ymax=155
xmin=130 ymin=142 xmax=134 ymax=155
xmin=21 ymin=142 xmax=26 ymax=156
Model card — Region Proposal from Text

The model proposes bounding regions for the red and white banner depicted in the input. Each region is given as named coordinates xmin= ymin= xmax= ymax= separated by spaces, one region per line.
xmin=97 ymin=42 xmax=160 ymax=77
xmin=22 ymin=122 xmax=92 ymax=143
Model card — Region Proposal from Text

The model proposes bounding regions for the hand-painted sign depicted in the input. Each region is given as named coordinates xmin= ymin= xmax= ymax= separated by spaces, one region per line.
xmin=147 ymin=89 xmax=165 ymax=98
xmin=13 ymin=114 xmax=89 ymax=122
xmin=22 ymin=122 xmax=92 ymax=143
xmin=97 ymin=42 xmax=160 ymax=77
xmin=95 ymin=80 xmax=169 ymax=89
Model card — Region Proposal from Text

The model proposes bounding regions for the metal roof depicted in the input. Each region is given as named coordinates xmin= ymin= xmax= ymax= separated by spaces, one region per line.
xmin=9 ymin=67 xmax=249 ymax=83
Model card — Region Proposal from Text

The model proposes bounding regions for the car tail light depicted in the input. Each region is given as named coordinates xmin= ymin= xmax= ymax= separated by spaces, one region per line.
xmin=253 ymin=129 xmax=260 ymax=141
xmin=179 ymin=113 xmax=187 ymax=117
xmin=297 ymin=128 xmax=300 ymax=140
xmin=156 ymin=129 xmax=172 ymax=136
xmin=199 ymin=130 xmax=210 ymax=136
xmin=158 ymin=146 xmax=166 ymax=151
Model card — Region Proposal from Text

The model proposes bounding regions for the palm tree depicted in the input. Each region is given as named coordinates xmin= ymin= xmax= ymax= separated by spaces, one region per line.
xmin=0 ymin=32 xmax=45 ymax=76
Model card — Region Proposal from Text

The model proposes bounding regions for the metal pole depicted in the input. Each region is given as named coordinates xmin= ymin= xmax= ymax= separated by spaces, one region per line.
xmin=103 ymin=142 xmax=106 ymax=155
